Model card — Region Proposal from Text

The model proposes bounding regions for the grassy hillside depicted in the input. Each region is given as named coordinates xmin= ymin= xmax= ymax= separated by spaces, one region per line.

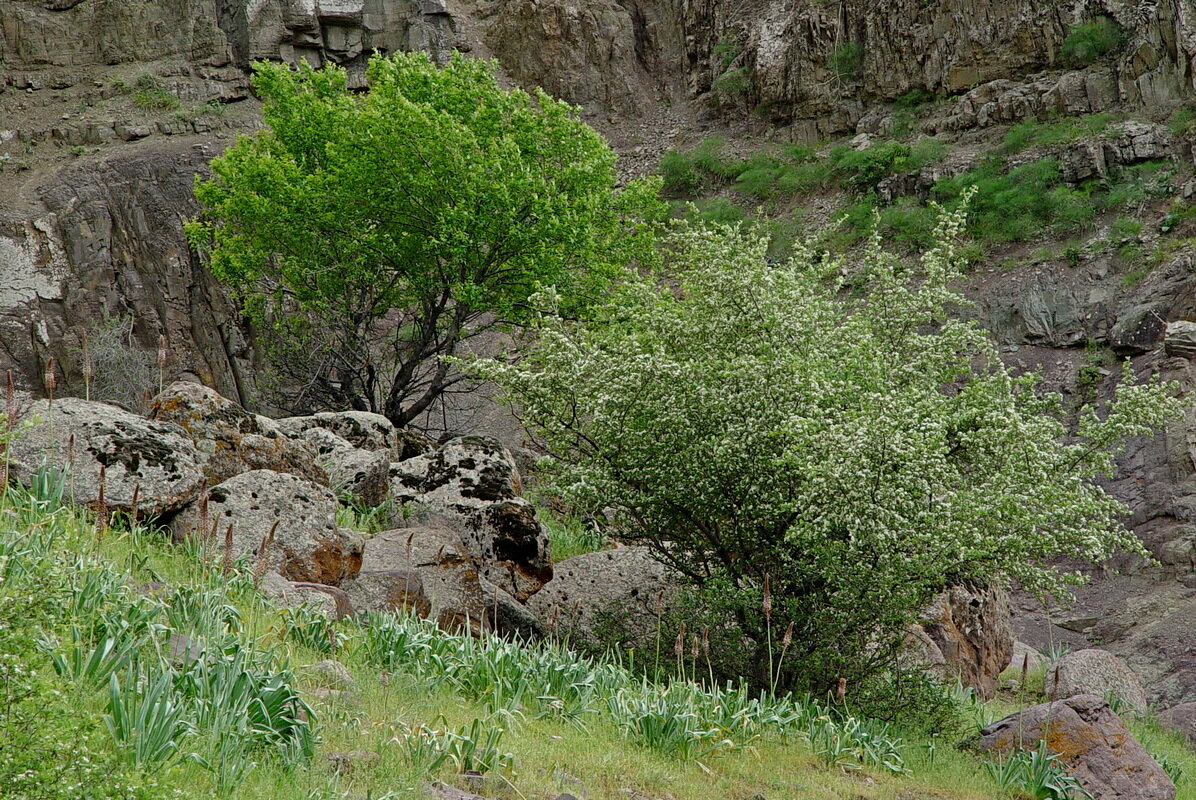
xmin=1 ymin=472 xmax=1191 ymax=800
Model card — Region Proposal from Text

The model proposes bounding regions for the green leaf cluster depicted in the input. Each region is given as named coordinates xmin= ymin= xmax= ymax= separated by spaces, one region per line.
xmin=190 ymin=52 xmax=661 ymax=425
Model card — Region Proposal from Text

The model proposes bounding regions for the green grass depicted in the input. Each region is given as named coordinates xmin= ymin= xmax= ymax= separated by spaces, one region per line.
xmin=1000 ymin=113 xmax=1119 ymax=154
xmin=7 ymin=471 xmax=1190 ymax=800
xmin=539 ymin=510 xmax=607 ymax=562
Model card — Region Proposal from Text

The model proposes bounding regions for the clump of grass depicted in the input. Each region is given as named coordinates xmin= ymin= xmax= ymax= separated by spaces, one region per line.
xmin=1168 ymin=106 xmax=1196 ymax=137
xmin=131 ymin=74 xmax=180 ymax=111
xmin=539 ymin=511 xmax=606 ymax=562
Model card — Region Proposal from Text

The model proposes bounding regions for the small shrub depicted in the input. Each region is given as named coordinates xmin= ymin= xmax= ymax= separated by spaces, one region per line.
xmin=131 ymin=74 xmax=180 ymax=111
xmin=712 ymin=67 xmax=751 ymax=109
xmin=1061 ymin=17 xmax=1128 ymax=67
xmin=712 ymin=35 xmax=742 ymax=72
xmin=69 ymin=316 xmax=156 ymax=412
xmin=660 ymin=150 xmax=705 ymax=197
xmin=893 ymin=87 xmax=938 ymax=110
xmin=828 ymin=42 xmax=863 ymax=83
xmin=830 ymin=141 xmax=912 ymax=191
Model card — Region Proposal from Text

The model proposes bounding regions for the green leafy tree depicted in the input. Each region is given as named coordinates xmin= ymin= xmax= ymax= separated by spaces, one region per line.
xmin=190 ymin=52 xmax=661 ymax=427
xmin=471 ymin=205 xmax=1180 ymax=708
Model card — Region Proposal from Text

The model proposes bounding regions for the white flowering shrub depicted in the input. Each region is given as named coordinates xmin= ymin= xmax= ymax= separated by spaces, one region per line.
xmin=471 ymin=205 xmax=1181 ymax=712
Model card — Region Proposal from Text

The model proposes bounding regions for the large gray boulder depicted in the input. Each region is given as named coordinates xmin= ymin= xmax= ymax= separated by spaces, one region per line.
xmin=1047 ymin=649 xmax=1149 ymax=714
xmin=910 ymin=583 xmax=1013 ymax=699
xmin=527 ymin=547 xmax=678 ymax=649
xmin=979 ymin=694 xmax=1174 ymax=800
xmin=341 ymin=569 xmax=431 ymax=618
xmin=10 ymin=397 xmax=205 ymax=516
xmin=359 ymin=524 xmax=487 ymax=634
xmin=392 ymin=436 xmax=553 ymax=600
xmin=170 ymin=470 xmax=363 ymax=585
xmin=148 ymin=381 xmax=325 ymax=485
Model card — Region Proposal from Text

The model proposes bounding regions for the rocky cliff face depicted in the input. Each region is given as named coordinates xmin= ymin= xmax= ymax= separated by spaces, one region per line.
xmin=3 ymin=0 xmax=1196 ymax=704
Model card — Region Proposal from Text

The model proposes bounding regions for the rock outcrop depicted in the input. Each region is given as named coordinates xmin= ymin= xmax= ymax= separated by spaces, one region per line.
xmin=911 ymin=583 xmax=1014 ymax=700
xmin=979 ymin=694 xmax=1175 ymax=800
xmin=10 ymin=397 xmax=206 ymax=517
xmin=395 ymin=435 xmax=553 ymax=600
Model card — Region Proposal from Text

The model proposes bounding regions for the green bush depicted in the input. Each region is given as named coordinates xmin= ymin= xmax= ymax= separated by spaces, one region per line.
xmin=473 ymin=210 xmax=1180 ymax=711
xmin=713 ymin=67 xmax=751 ymax=108
xmin=1061 ymin=17 xmax=1127 ymax=67
xmin=831 ymin=141 xmax=913 ymax=191
xmin=829 ymin=42 xmax=863 ymax=83
xmin=933 ymin=157 xmax=1097 ymax=244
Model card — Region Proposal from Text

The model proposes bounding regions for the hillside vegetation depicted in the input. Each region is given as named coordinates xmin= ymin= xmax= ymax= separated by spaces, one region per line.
xmin=2 ymin=468 xmax=1189 ymax=800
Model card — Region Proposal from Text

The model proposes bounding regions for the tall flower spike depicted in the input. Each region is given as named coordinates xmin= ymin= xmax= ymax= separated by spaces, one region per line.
xmin=43 ymin=356 xmax=57 ymax=408
xmin=222 ymin=523 xmax=235 ymax=576
xmin=95 ymin=464 xmax=109 ymax=540
xmin=762 ymin=574 xmax=772 ymax=621
xmin=129 ymin=483 xmax=141 ymax=525
xmin=253 ymin=520 xmax=279 ymax=587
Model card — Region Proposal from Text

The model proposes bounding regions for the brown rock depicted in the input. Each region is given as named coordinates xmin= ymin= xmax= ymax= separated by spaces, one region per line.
xmin=341 ymin=569 xmax=432 ymax=618
xmin=979 ymin=694 xmax=1174 ymax=800
xmin=361 ymin=524 xmax=487 ymax=634
xmin=914 ymin=584 xmax=1013 ymax=699
xmin=1159 ymin=702 xmax=1196 ymax=747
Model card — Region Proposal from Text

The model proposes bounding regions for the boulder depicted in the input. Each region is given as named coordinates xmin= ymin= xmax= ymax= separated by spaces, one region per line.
xmin=1047 ymin=649 xmax=1149 ymax=714
xmin=1007 ymin=640 xmax=1047 ymax=673
xmin=9 ymin=397 xmax=205 ymax=517
xmin=323 ymin=447 xmax=391 ymax=508
xmin=913 ymin=583 xmax=1013 ymax=699
xmin=1163 ymin=321 xmax=1196 ymax=359
xmin=148 ymin=381 xmax=325 ymax=485
xmin=170 ymin=470 xmax=363 ymax=585
xmin=481 ymin=578 xmax=544 ymax=640
xmin=409 ymin=435 xmax=524 ymax=511
xmin=341 ymin=569 xmax=432 ymax=618
xmin=1159 ymin=702 xmax=1196 ymax=747
xmin=360 ymin=524 xmax=487 ymax=634
xmin=527 ymin=547 xmax=678 ymax=649
xmin=277 ymin=410 xmax=399 ymax=453
xmin=979 ymin=694 xmax=1174 ymax=800
xmin=303 ymin=659 xmax=357 ymax=690
xmin=1109 ymin=303 xmax=1167 ymax=356
xmin=260 ymin=571 xmax=356 ymax=620
xmin=396 ymin=436 xmax=553 ymax=600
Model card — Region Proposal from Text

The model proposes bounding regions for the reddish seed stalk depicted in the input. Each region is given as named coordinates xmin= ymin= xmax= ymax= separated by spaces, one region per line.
xmin=222 ymin=523 xmax=235 ymax=576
